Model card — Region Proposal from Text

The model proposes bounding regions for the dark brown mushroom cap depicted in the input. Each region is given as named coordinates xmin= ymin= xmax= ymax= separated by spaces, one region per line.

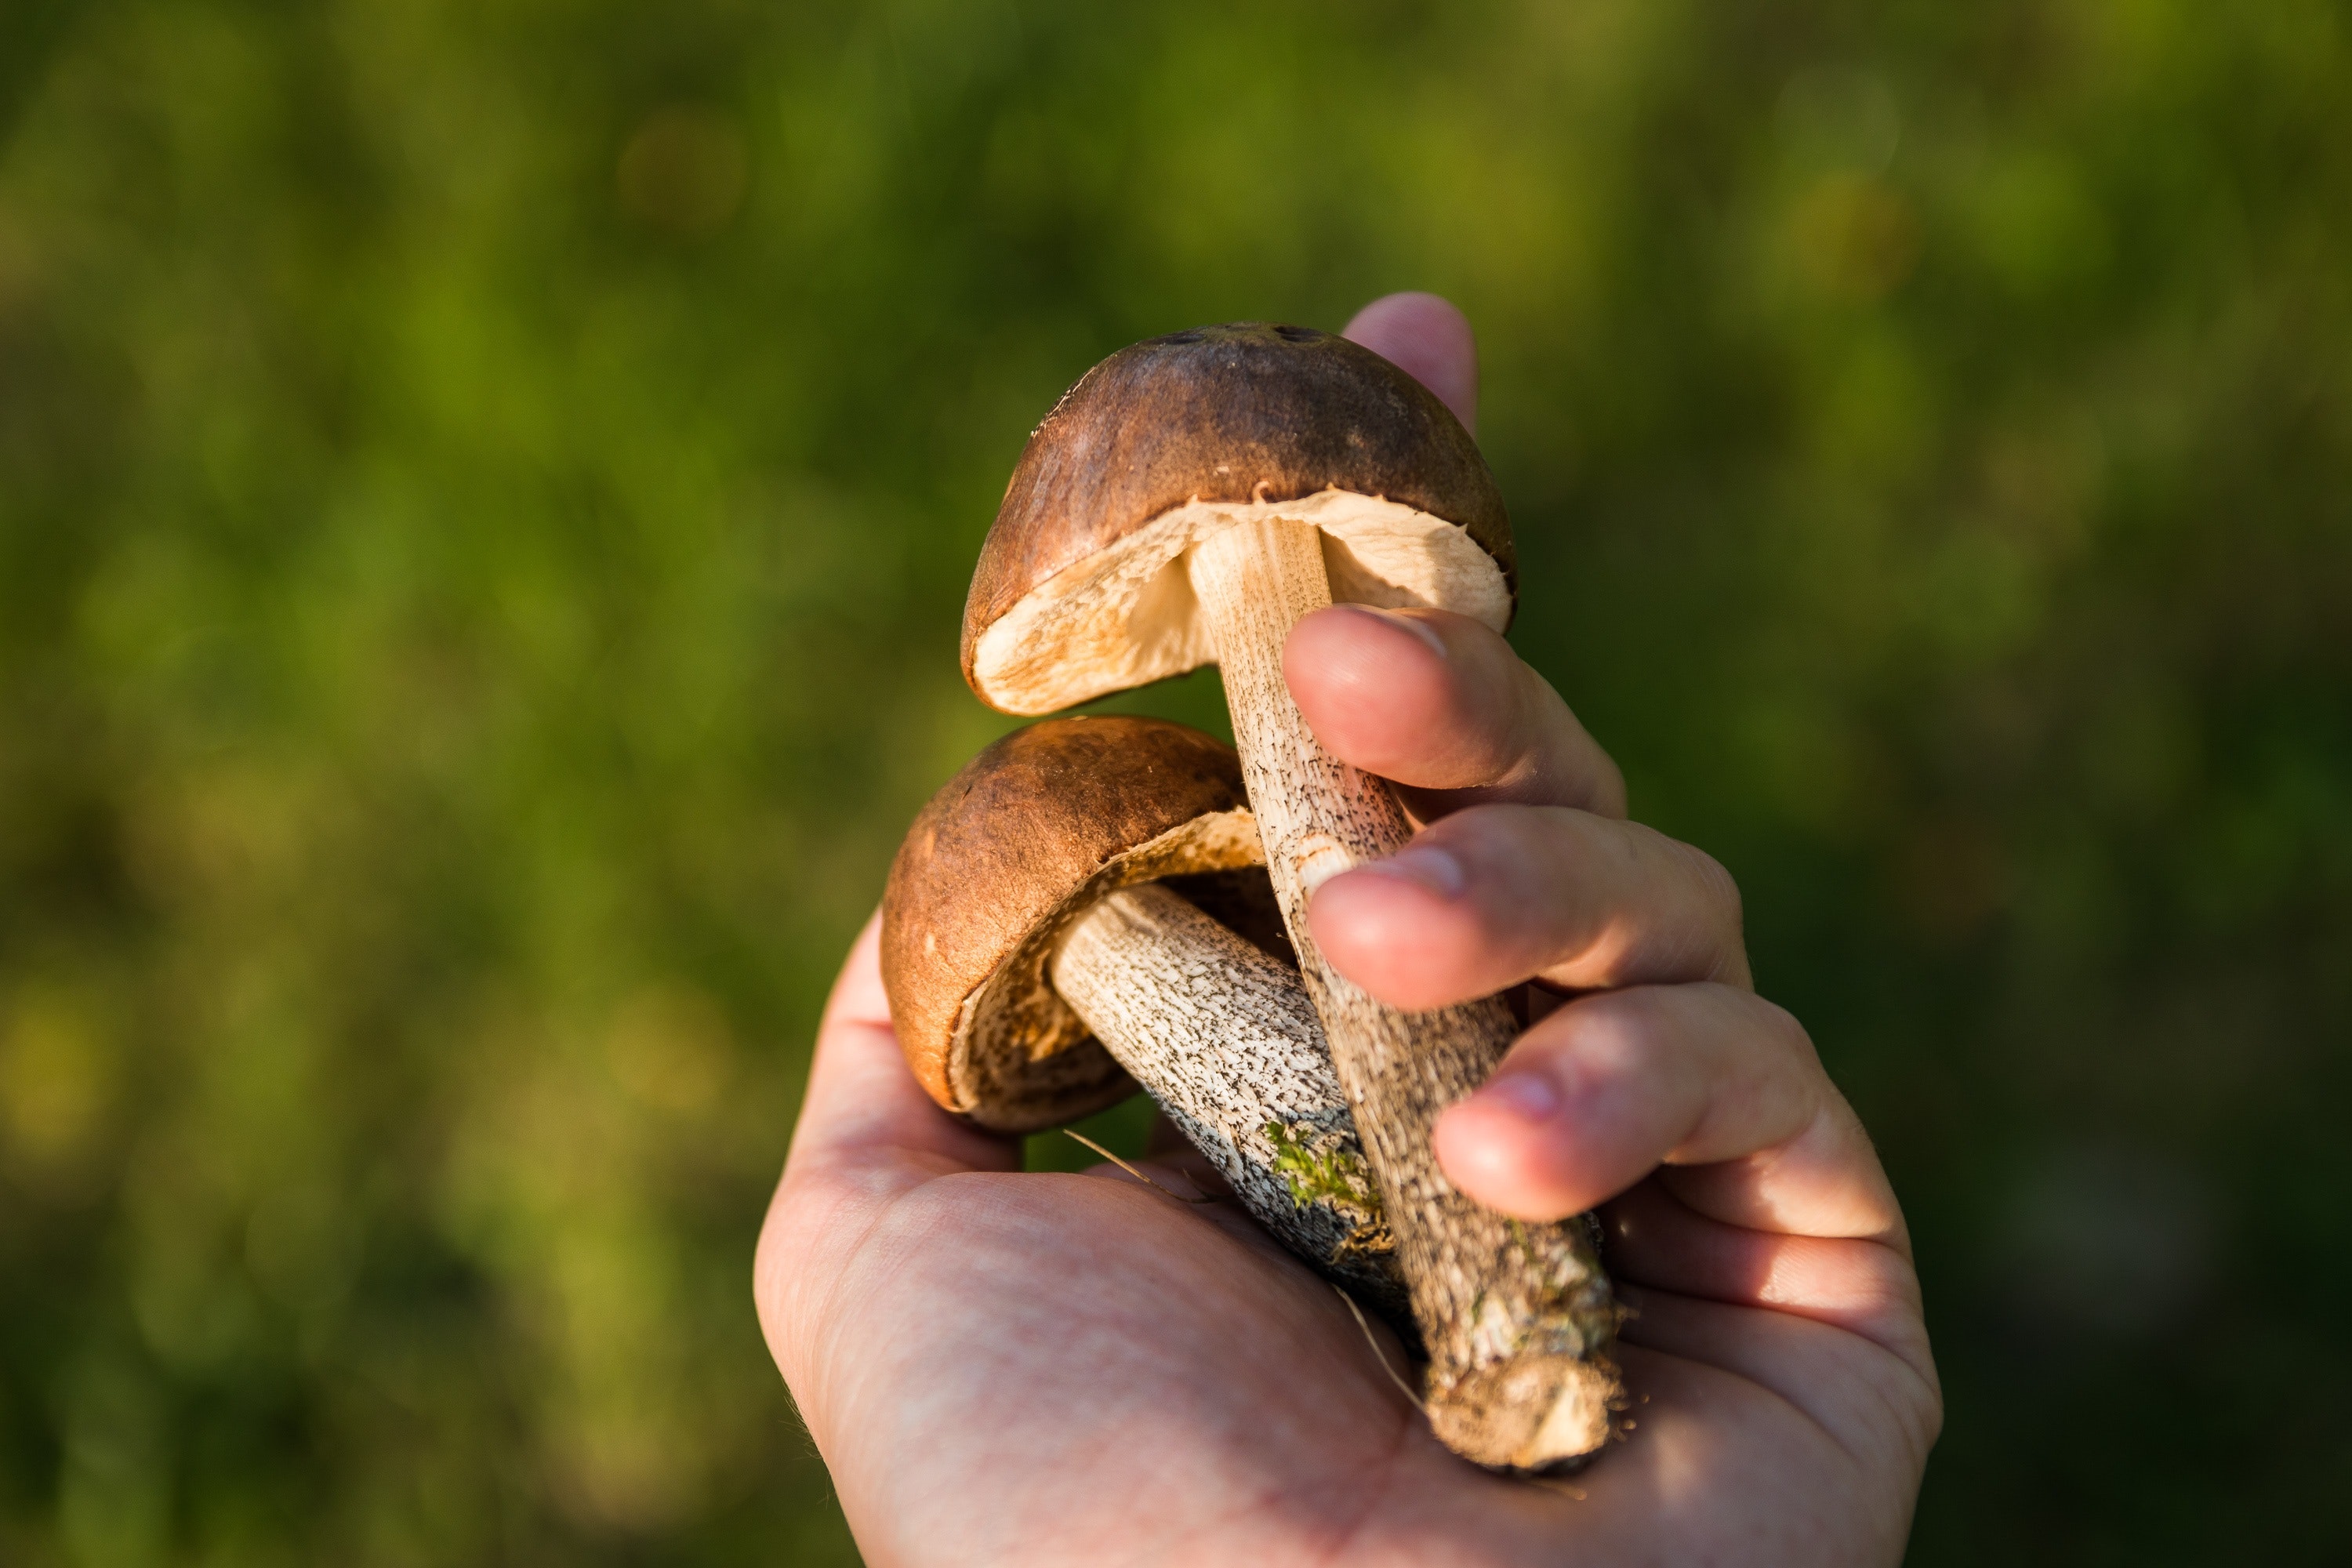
xmin=880 ymin=716 xmax=1273 ymax=1133
xmin=961 ymin=323 xmax=1518 ymax=715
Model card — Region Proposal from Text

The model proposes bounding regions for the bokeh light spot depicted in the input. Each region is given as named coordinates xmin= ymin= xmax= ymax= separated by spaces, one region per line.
xmin=615 ymin=105 xmax=750 ymax=238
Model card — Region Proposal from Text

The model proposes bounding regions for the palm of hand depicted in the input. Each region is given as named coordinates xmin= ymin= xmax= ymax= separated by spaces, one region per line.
xmin=760 ymin=936 xmax=1933 ymax=1568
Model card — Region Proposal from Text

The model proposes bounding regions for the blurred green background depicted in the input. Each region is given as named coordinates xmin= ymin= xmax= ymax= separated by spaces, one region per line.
xmin=2 ymin=0 xmax=2348 ymax=1561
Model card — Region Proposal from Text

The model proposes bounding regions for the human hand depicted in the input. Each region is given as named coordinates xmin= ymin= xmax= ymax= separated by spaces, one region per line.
xmin=753 ymin=295 xmax=1939 ymax=1566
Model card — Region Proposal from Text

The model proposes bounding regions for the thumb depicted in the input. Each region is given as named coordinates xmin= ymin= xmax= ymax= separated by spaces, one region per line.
xmin=1341 ymin=292 xmax=1479 ymax=435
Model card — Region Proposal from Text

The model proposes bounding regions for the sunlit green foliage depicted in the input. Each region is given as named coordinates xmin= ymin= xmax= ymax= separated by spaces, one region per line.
xmin=2 ymin=0 xmax=2348 ymax=1561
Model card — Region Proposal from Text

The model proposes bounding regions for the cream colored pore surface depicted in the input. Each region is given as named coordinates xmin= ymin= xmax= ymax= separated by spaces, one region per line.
xmin=971 ymin=489 xmax=1511 ymax=716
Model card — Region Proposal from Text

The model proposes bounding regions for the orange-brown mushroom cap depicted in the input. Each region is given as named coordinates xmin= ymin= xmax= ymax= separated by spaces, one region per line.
xmin=880 ymin=716 xmax=1277 ymax=1134
xmin=962 ymin=323 xmax=1518 ymax=716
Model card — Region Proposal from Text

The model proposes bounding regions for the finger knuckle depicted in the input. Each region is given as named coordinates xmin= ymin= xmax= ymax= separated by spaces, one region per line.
xmin=1676 ymin=840 xmax=1745 ymax=931
xmin=1528 ymin=988 xmax=1651 ymax=1064
xmin=1751 ymin=994 xmax=1820 ymax=1067
xmin=1594 ymin=761 xmax=1628 ymax=819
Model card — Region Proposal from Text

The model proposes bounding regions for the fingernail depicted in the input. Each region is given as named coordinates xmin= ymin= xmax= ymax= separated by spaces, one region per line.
xmin=1357 ymin=844 xmax=1467 ymax=899
xmin=1472 ymin=1070 xmax=1561 ymax=1125
xmin=1348 ymin=604 xmax=1450 ymax=659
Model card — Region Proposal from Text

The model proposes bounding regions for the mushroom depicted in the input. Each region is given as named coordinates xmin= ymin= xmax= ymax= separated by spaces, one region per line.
xmin=880 ymin=714 xmax=1408 ymax=1320
xmin=960 ymin=324 xmax=1621 ymax=1471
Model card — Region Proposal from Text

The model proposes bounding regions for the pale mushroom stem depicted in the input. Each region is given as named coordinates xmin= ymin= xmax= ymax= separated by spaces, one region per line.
xmin=1188 ymin=515 xmax=1622 ymax=1472
xmin=1050 ymin=884 xmax=1407 ymax=1319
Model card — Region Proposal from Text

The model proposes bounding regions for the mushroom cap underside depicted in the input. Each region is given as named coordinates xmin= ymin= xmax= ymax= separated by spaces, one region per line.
xmin=880 ymin=715 xmax=1279 ymax=1133
xmin=963 ymin=323 xmax=1518 ymax=716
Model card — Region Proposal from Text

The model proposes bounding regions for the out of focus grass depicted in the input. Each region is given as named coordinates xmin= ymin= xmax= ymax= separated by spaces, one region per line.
xmin=2 ymin=0 xmax=2348 ymax=1562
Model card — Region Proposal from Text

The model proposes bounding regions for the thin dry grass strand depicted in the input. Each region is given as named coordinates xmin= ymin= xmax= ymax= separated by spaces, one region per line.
xmin=1331 ymin=1284 xmax=1589 ymax=1498
xmin=1523 ymin=1473 xmax=1588 ymax=1501
xmin=1062 ymin=1129 xmax=1216 ymax=1203
xmin=1334 ymin=1284 xmax=1426 ymax=1413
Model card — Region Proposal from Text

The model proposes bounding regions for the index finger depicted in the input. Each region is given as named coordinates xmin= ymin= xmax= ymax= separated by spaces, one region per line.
xmin=1283 ymin=604 xmax=1627 ymax=818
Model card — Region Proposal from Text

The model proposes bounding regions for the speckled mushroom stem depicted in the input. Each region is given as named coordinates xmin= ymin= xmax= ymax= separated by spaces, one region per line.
xmin=1051 ymin=884 xmax=1409 ymax=1321
xmin=1189 ymin=515 xmax=1622 ymax=1473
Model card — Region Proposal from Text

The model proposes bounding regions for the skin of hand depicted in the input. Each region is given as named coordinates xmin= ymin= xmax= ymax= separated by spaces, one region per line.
xmin=754 ymin=295 xmax=1940 ymax=1567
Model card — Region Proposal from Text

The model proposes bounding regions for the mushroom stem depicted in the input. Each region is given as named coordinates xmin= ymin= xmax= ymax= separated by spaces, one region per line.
xmin=1188 ymin=515 xmax=1622 ymax=1472
xmin=1050 ymin=884 xmax=1408 ymax=1319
